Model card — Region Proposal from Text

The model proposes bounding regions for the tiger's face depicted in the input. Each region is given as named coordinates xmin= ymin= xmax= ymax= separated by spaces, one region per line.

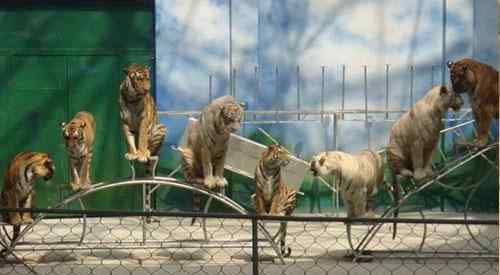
xmin=61 ymin=121 xmax=87 ymax=148
xmin=122 ymin=64 xmax=151 ymax=101
xmin=437 ymin=86 xmax=463 ymax=112
xmin=25 ymin=153 xmax=55 ymax=181
xmin=218 ymin=102 xmax=243 ymax=135
xmin=262 ymin=144 xmax=291 ymax=169
xmin=447 ymin=60 xmax=476 ymax=94
xmin=310 ymin=152 xmax=340 ymax=177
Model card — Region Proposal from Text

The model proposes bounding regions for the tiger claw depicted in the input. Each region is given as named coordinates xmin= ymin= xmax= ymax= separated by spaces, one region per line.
xmin=204 ymin=176 xmax=218 ymax=189
xmin=136 ymin=150 xmax=151 ymax=163
xmin=215 ymin=177 xmax=227 ymax=188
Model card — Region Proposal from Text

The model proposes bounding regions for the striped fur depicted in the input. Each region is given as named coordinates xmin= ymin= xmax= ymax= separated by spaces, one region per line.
xmin=119 ymin=64 xmax=167 ymax=170
xmin=253 ymin=145 xmax=296 ymax=216
xmin=61 ymin=111 xmax=95 ymax=191
xmin=448 ymin=58 xmax=499 ymax=146
xmin=1 ymin=152 xmax=55 ymax=227
xmin=310 ymin=150 xmax=383 ymax=218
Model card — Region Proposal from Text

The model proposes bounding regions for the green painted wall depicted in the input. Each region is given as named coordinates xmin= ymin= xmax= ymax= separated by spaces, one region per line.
xmin=0 ymin=3 xmax=153 ymax=210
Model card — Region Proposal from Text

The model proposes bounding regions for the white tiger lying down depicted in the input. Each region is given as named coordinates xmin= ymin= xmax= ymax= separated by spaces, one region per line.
xmin=310 ymin=150 xmax=384 ymax=218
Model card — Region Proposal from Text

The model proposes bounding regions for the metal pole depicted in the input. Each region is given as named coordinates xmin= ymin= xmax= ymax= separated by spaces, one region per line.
xmin=233 ymin=67 xmax=237 ymax=99
xmin=341 ymin=65 xmax=346 ymax=119
xmin=251 ymin=216 xmax=259 ymax=275
xmin=321 ymin=66 xmax=325 ymax=123
xmin=385 ymin=64 xmax=390 ymax=120
xmin=431 ymin=65 xmax=435 ymax=88
xmin=296 ymin=65 xmax=300 ymax=120
xmin=275 ymin=66 xmax=279 ymax=122
xmin=254 ymin=66 xmax=258 ymax=121
xmin=208 ymin=75 xmax=213 ymax=103
xmin=363 ymin=65 xmax=368 ymax=121
xmin=229 ymin=0 xmax=233 ymax=96
xmin=410 ymin=65 xmax=414 ymax=106
xmin=441 ymin=0 xmax=447 ymax=86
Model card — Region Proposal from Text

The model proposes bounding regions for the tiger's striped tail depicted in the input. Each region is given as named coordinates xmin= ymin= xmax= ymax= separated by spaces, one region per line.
xmin=149 ymin=123 xmax=167 ymax=156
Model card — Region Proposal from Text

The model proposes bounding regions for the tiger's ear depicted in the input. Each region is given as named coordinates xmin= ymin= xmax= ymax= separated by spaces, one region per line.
xmin=446 ymin=60 xmax=453 ymax=68
xmin=60 ymin=122 xmax=66 ymax=130
xmin=25 ymin=168 xmax=34 ymax=182
xmin=80 ymin=122 xmax=86 ymax=128
xmin=319 ymin=156 xmax=326 ymax=166
xmin=123 ymin=67 xmax=129 ymax=75
xmin=239 ymin=101 xmax=248 ymax=110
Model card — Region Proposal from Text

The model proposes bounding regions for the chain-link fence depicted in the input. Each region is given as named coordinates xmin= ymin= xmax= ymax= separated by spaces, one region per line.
xmin=0 ymin=208 xmax=496 ymax=275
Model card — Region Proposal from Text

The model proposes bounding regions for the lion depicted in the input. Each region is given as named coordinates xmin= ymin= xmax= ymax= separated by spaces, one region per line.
xmin=119 ymin=64 xmax=167 ymax=174
xmin=1 ymin=152 xmax=55 ymax=228
xmin=310 ymin=150 xmax=384 ymax=218
xmin=447 ymin=58 xmax=499 ymax=147
xmin=178 ymin=95 xmax=244 ymax=190
xmin=61 ymin=111 xmax=95 ymax=191
xmin=387 ymin=85 xmax=463 ymax=238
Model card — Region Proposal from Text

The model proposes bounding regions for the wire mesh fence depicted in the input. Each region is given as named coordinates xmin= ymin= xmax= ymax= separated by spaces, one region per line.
xmin=0 ymin=208 xmax=497 ymax=275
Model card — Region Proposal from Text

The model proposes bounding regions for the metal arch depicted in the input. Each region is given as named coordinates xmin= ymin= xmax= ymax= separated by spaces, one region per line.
xmin=464 ymin=169 xmax=498 ymax=254
xmin=1 ymin=177 xmax=286 ymax=264
xmin=351 ymin=143 xmax=499 ymax=261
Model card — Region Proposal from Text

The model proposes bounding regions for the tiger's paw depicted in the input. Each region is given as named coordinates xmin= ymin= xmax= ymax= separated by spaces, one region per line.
xmin=136 ymin=150 xmax=151 ymax=163
xmin=215 ymin=177 xmax=228 ymax=188
xmin=203 ymin=176 xmax=218 ymax=189
xmin=70 ymin=181 xmax=81 ymax=192
xmin=125 ymin=152 xmax=139 ymax=161
xmin=21 ymin=218 xmax=34 ymax=225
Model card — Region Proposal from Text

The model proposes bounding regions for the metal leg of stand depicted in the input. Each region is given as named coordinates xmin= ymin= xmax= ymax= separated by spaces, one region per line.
xmin=78 ymin=198 xmax=87 ymax=246
xmin=201 ymin=187 xmax=224 ymax=241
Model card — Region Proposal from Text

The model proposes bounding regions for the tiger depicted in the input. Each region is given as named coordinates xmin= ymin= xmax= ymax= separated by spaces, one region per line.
xmin=447 ymin=58 xmax=499 ymax=147
xmin=1 ymin=152 xmax=55 ymax=228
xmin=119 ymin=64 xmax=167 ymax=174
xmin=179 ymin=95 xmax=244 ymax=189
xmin=252 ymin=144 xmax=297 ymax=216
xmin=310 ymin=150 xmax=383 ymax=219
xmin=252 ymin=144 xmax=296 ymax=257
xmin=387 ymin=85 xmax=463 ymax=238
xmin=61 ymin=111 xmax=95 ymax=191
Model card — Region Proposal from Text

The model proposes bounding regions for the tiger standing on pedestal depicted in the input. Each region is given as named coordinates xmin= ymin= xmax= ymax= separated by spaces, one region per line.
xmin=0 ymin=152 xmax=55 ymax=240
xmin=447 ymin=58 xmax=499 ymax=147
xmin=119 ymin=64 xmax=167 ymax=175
xmin=61 ymin=111 xmax=95 ymax=191
xmin=252 ymin=144 xmax=296 ymax=257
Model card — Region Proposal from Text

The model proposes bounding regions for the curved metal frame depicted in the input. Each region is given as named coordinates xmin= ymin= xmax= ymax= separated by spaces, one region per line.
xmin=350 ymin=143 xmax=498 ymax=261
xmin=0 ymin=177 xmax=286 ymax=264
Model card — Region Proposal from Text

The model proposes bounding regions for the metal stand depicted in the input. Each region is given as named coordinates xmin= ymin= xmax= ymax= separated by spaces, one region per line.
xmin=347 ymin=143 xmax=498 ymax=261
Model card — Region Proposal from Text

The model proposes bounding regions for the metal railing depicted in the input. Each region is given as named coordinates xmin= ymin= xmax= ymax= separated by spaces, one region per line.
xmin=0 ymin=208 xmax=497 ymax=275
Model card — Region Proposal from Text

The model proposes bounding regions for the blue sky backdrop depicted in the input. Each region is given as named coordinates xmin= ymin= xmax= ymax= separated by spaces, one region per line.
xmin=156 ymin=0 xmax=497 ymax=158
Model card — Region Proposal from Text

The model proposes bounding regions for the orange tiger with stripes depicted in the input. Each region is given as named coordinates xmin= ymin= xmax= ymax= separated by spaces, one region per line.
xmin=1 ymin=152 xmax=55 ymax=227
xmin=61 ymin=111 xmax=95 ymax=191
xmin=253 ymin=144 xmax=296 ymax=216
xmin=119 ymin=64 xmax=167 ymax=174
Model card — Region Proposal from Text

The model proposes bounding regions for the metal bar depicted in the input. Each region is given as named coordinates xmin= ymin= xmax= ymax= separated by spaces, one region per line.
xmin=321 ymin=66 xmax=325 ymax=123
xmin=441 ymin=0 xmax=447 ymax=85
xmin=431 ymin=65 xmax=435 ymax=87
xmin=410 ymin=65 xmax=414 ymax=106
xmin=209 ymin=75 xmax=213 ymax=103
xmin=229 ymin=0 xmax=233 ymax=96
xmin=385 ymin=64 xmax=390 ymax=119
xmin=252 ymin=216 xmax=259 ymax=275
xmin=341 ymin=65 xmax=346 ymax=119
xmin=364 ymin=65 xmax=368 ymax=121
xmin=254 ymin=66 xmax=258 ymax=121
xmin=233 ymin=67 xmax=237 ymax=99
xmin=296 ymin=65 xmax=300 ymax=120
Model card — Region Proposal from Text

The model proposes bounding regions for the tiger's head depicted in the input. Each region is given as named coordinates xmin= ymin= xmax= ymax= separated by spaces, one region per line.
xmin=447 ymin=59 xmax=477 ymax=94
xmin=261 ymin=144 xmax=291 ymax=169
xmin=121 ymin=64 xmax=151 ymax=102
xmin=16 ymin=152 xmax=55 ymax=182
xmin=432 ymin=85 xmax=463 ymax=112
xmin=218 ymin=102 xmax=244 ymax=135
xmin=61 ymin=120 xmax=87 ymax=148
xmin=310 ymin=152 xmax=341 ymax=177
